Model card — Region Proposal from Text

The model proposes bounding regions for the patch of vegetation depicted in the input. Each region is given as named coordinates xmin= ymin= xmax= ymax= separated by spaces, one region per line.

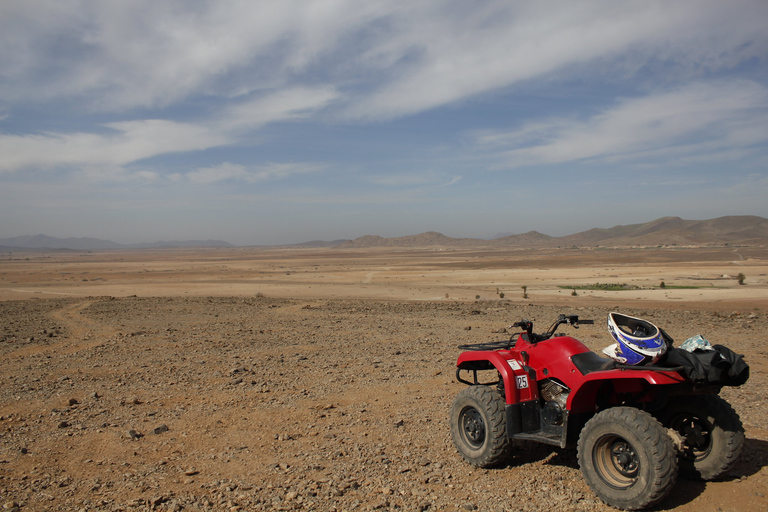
xmin=560 ymin=283 xmax=641 ymax=291
xmin=559 ymin=283 xmax=715 ymax=291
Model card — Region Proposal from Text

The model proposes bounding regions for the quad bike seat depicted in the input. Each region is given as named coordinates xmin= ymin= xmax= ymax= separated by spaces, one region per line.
xmin=571 ymin=351 xmax=617 ymax=375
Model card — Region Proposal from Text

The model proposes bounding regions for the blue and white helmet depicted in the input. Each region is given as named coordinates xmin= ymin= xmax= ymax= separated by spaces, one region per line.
xmin=607 ymin=312 xmax=666 ymax=365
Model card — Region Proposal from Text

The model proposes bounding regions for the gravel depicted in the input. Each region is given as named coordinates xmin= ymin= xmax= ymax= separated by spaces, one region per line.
xmin=0 ymin=296 xmax=766 ymax=511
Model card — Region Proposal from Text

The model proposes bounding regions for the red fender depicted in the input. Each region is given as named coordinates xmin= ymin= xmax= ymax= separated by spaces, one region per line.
xmin=457 ymin=350 xmax=538 ymax=405
xmin=566 ymin=368 xmax=688 ymax=412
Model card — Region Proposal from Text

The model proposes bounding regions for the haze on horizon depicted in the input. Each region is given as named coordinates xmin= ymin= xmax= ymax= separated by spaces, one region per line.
xmin=1 ymin=1 xmax=767 ymax=246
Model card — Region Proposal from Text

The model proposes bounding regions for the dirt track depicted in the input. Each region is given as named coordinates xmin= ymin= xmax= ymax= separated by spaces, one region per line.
xmin=0 ymin=247 xmax=767 ymax=511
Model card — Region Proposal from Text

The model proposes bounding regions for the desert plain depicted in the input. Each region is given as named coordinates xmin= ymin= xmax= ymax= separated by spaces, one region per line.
xmin=0 ymin=245 xmax=767 ymax=511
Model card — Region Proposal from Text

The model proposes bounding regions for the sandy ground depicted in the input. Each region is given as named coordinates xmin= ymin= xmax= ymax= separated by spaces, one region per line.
xmin=0 ymin=246 xmax=766 ymax=511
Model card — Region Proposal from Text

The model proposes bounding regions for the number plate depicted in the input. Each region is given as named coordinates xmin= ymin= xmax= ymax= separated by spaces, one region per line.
xmin=516 ymin=375 xmax=529 ymax=389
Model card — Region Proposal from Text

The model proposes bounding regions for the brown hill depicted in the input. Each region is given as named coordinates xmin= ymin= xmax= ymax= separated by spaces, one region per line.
xmin=338 ymin=216 xmax=768 ymax=248
xmin=337 ymin=231 xmax=482 ymax=248
xmin=491 ymin=230 xmax=557 ymax=247
xmin=560 ymin=216 xmax=768 ymax=246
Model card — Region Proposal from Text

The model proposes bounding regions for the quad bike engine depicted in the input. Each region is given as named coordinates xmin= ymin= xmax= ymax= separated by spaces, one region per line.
xmin=540 ymin=379 xmax=569 ymax=426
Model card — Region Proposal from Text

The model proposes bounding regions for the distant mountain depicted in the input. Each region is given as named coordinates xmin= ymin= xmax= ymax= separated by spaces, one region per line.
xmin=289 ymin=239 xmax=351 ymax=248
xmin=2 ymin=216 xmax=766 ymax=251
xmin=491 ymin=230 xmax=556 ymax=246
xmin=338 ymin=216 xmax=768 ymax=248
xmin=338 ymin=230 xmax=556 ymax=249
xmin=0 ymin=235 xmax=123 ymax=251
xmin=558 ymin=216 xmax=768 ymax=246
xmin=0 ymin=234 xmax=233 ymax=251
xmin=337 ymin=231 xmax=481 ymax=248
xmin=128 ymin=240 xmax=233 ymax=249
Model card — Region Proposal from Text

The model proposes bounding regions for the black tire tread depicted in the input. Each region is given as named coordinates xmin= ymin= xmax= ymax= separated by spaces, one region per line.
xmin=578 ymin=407 xmax=677 ymax=510
xmin=661 ymin=394 xmax=744 ymax=481
xmin=450 ymin=385 xmax=510 ymax=468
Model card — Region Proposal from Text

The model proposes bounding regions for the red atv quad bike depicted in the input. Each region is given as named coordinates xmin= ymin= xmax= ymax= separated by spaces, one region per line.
xmin=450 ymin=314 xmax=748 ymax=510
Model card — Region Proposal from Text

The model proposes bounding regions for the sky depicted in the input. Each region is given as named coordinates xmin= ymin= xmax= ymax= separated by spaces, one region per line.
xmin=1 ymin=0 xmax=767 ymax=246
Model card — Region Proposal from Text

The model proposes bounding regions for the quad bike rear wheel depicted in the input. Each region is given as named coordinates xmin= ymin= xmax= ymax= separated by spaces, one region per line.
xmin=450 ymin=385 xmax=510 ymax=467
xmin=659 ymin=394 xmax=744 ymax=481
xmin=578 ymin=407 xmax=677 ymax=510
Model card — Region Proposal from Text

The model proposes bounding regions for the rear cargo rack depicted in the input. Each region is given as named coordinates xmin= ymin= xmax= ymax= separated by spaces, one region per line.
xmin=457 ymin=340 xmax=516 ymax=351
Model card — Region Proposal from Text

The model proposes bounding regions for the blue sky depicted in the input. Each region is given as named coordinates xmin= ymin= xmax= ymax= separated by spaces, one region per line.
xmin=1 ymin=0 xmax=767 ymax=245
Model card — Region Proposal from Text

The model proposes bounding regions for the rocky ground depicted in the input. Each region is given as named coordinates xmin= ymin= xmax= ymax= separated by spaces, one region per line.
xmin=0 ymin=296 xmax=766 ymax=511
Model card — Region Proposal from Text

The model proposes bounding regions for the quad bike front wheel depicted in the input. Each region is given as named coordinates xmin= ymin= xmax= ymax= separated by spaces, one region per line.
xmin=578 ymin=407 xmax=677 ymax=510
xmin=450 ymin=385 xmax=510 ymax=468
xmin=659 ymin=394 xmax=744 ymax=481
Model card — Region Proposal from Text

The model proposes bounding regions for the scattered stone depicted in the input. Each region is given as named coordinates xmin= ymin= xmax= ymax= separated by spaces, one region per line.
xmin=152 ymin=424 xmax=169 ymax=435
xmin=127 ymin=429 xmax=142 ymax=440
xmin=150 ymin=495 xmax=169 ymax=507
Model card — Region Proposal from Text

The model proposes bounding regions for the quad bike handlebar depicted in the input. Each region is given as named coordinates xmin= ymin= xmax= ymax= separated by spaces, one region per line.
xmin=458 ymin=314 xmax=594 ymax=351
xmin=512 ymin=314 xmax=593 ymax=343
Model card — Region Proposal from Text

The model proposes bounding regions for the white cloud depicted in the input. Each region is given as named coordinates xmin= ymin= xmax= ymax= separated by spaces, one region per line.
xmin=479 ymin=81 xmax=768 ymax=168
xmin=0 ymin=86 xmax=337 ymax=174
xmin=368 ymin=171 xmax=462 ymax=188
xmin=250 ymin=162 xmax=325 ymax=182
xmin=342 ymin=1 xmax=768 ymax=119
xmin=218 ymin=86 xmax=339 ymax=132
xmin=186 ymin=163 xmax=249 ymax=185
xmin=2 ymin=1 xmax=766 ymax=118
xmin=0 ymin=120 xmax=228 ymax=173
xmin=186 ymin=162 xmax=324 ymax=185
xmin=0 ymin=0 xmax=384 ymax=111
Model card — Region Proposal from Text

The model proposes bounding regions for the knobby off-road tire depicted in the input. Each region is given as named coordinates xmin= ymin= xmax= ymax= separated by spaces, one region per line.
xmin=577 ymin=407 xmax=677 ymax=511
xmin=450 ymin=385 xmax=510 ymax=468
xmin=659 ymin=394 xmax=744 ymax=481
